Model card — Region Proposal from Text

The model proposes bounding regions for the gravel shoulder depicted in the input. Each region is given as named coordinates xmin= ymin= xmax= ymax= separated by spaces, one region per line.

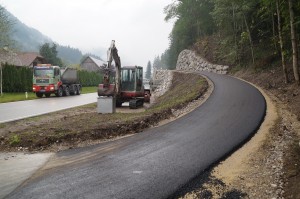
xmin=176 ymin=68 xmax=300 ymax=199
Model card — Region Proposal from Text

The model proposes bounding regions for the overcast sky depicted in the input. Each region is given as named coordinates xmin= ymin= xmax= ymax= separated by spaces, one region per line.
xmin=0 ymin=0 xmax=174 ymax=66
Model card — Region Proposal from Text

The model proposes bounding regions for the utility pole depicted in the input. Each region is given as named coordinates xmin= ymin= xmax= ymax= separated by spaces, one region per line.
xmin=0 ymin=62 xmax=2 ymax=97
xmin=1 ymin=45 xmax=9 ymax=96
xmin=0 ymin=62 xmax=2 ymax=96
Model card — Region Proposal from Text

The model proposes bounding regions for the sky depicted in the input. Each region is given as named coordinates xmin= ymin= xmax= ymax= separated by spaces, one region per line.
xmin=0 ymin=0 xmax=174 ymax=66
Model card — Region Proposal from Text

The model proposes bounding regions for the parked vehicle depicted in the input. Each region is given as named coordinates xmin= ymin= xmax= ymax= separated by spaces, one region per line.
xmin=143 ymin=78 xmax=151 ymax=102
xmin=33 ymin=64 xmax=81 ymax=98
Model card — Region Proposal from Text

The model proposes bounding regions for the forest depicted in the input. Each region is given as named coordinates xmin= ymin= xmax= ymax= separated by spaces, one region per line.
xmin=157 ymin=0 xmax=300 ymax=84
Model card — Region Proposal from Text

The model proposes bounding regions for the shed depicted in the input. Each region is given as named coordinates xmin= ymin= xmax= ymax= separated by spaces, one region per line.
xmin=80 ymin=56 xmax=105 ymax=72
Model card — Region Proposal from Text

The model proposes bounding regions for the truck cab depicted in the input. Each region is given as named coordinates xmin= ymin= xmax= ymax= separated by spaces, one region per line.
xmin=33 ymin=64 xmax=60 ymax=97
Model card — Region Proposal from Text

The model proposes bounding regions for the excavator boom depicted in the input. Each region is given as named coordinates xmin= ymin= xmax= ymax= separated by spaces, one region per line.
xmin=99 ymin=40 xmax=121 ymax=96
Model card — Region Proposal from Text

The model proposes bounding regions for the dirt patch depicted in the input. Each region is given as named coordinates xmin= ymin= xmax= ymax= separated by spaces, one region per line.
xmin=0 ymin=71 xmax=208 ymax=153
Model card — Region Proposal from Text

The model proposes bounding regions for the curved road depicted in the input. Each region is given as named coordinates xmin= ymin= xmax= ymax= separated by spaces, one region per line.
xmin=0 ymin=93 xmax=98 ymax=123
xmin=6 ymin=72 xmax=266 ymax=199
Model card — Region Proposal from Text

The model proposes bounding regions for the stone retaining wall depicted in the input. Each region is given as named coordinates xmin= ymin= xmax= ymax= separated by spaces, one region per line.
xmin=151 ymin=49 xmax=228 ymax=96
xmin=152 ymin=69 xmax=173 ymax=97
xmin=176 ymin=50 xmax=229 ymax=74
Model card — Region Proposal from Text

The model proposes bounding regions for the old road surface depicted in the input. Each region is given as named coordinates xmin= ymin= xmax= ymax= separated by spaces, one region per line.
xmin=6 ymin=72 xmax=266 ymax=199
xmin=0 ymin=93 xmax=98 ymax=123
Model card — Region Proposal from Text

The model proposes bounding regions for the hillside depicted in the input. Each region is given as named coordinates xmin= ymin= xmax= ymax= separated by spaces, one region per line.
xmin=5 ymin=8 xmax=102 ymax=64
xmin=7 ymin=12 xmax=51 ymax=52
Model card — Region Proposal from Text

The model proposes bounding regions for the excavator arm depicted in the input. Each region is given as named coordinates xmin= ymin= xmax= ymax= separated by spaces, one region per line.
xmin=100 ymin=40 xmax=121 ymax=96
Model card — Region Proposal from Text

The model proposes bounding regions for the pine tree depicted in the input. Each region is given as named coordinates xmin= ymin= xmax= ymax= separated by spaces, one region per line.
xmin=145 ymin=61 xmax=152 ymax=79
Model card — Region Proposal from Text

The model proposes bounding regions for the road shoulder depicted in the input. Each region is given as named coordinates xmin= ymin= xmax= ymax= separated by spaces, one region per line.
xmin=0 ymin=152 xmax=53 ymax=198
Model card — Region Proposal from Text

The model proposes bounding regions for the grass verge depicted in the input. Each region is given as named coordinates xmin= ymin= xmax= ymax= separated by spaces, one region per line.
xmin=0 ymin=92 xmax=37 ymax=103
xmin=0 ymin=72 xmax=208 ymax=151
xmin=81 ymin=87 xmax=97 ymax=94
xmin=0 ymin=87 xmax=97 ymax=103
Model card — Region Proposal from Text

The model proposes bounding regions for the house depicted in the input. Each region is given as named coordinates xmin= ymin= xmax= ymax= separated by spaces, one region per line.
xmin=80 ymin=56 xmax=105 ymax=72
xmin=16 ymin=52 xmax=46 ymax=67
xmin=0 ymin=51 xmax=46 ymax=67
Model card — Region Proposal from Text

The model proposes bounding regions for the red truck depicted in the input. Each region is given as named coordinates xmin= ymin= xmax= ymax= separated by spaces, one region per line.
xmin=32 ymin=64 xmax=81 ymax=98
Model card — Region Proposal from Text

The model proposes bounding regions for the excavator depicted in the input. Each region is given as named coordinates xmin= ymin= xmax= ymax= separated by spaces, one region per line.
xmin=97 ymin=40 xmax=146 ymax=109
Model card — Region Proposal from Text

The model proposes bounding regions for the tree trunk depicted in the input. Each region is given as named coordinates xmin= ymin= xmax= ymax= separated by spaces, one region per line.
xmin=232 ymin=4 xmax=239 ymax=64
xmin=272 ymin=2 xmax=277 ymax=50
xmin=288 ymin=0 xmax=300 ymax=85
xmin=277 ymin=0 xmax=289 ymax=83
xmin=244 ymin=14 xmax=255 ymax=65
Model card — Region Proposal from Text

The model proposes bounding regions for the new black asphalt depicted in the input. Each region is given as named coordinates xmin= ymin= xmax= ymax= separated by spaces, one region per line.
xmin=6 ymin=72 xmax=266 ymax=199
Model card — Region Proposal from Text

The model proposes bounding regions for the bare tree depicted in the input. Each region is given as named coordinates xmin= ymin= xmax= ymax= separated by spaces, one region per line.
xmin=288 ymin=0 xmax=299 ymax=85
xmin=276 ymin=0 xmax=289 ymax=83
xmin=243 ymin=14 xmax=255 ymax=65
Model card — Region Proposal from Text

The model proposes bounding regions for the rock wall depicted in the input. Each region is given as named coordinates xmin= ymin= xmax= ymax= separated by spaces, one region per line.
xmin=151 ymin=49 xmax=228 ymax=97
xmin=152 ymin=69 xmax=173 ymax=97
xmin=176 ymin=50 xmax=229 ymax=74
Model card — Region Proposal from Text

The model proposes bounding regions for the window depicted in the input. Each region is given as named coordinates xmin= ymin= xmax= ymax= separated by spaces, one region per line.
xmin=34 ymin=67 xmax=54 ymax=78
xmin=54 ymin=68 xmax=60 ymax=76
xmin=121 ymin=69 xmax=135 ymax=91
xmin=136 ymin=68 xmax=143 ymax=91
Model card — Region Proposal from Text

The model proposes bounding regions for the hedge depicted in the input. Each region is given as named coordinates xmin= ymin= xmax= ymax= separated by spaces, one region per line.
xmin=78 ymin=70 xmax=103 ymax=87
xmin=0 ymin=63 xmax=103 ymax=93
xmin=1 ymin=63 xmax=32 ymax=92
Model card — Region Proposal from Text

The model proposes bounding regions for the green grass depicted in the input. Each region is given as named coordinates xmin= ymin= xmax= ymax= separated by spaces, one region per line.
xmin=0 ymin=86 xmax=97 ymax=103
xmin=149 ymin=74 xmax=207 ymax=113
xmin=0 ymin=92 xmax=38 ymax=103
xmin=9 ymin=134 xmax=21 ymax=146
xmin=0 ymin=123 xmax=6 ymax=129
xmin=81 ymin=86 xmax=97 ymax=94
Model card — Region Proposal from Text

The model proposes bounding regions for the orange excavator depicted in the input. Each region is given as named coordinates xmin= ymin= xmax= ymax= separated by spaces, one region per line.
xmin=97 ymin=40 xmax=149 ymax=109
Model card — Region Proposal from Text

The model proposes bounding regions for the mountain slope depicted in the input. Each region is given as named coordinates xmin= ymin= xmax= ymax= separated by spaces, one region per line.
xmin=8 ymin=12 xmax=52 ymax=52
xmin=5 ymin=8 xmax=102 ymax=64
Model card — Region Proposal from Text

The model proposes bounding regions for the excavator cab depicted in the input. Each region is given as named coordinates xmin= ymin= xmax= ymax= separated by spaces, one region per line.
xmin=121 ymin=66 xmax=143 ymax=92
xmin=118 ymin=66 xmax=144 ymax=108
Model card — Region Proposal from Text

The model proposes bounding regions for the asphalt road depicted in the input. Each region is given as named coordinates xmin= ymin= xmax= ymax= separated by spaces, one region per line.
xmin=6 ymin=72 xmax=266 ymax=199
xmin=0 ymin=93 xmax=98 ymax=123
